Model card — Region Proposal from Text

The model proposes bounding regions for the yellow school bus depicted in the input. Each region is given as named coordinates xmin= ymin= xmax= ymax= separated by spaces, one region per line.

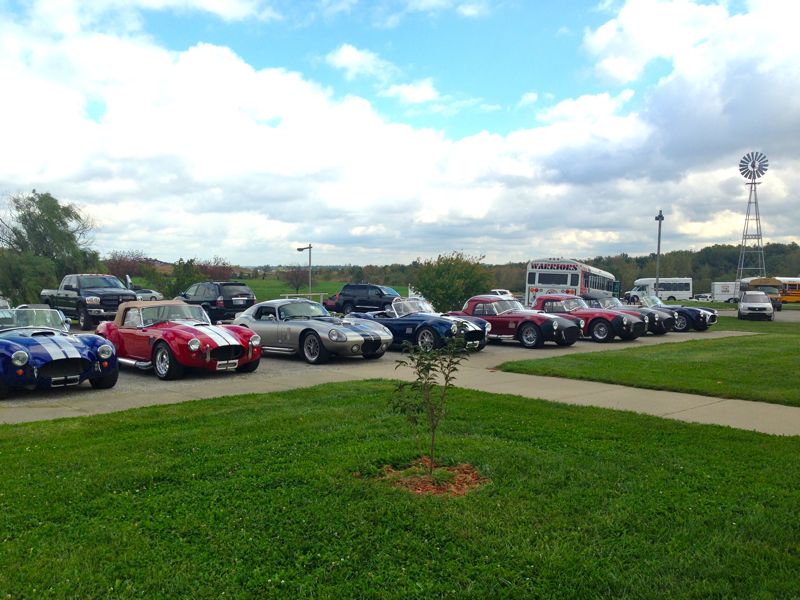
xmin=776 ymin=277 xmax=800 ymax=304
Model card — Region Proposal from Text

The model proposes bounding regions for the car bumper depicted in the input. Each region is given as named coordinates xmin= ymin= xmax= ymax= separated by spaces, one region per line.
xmin=5 ymin=357 xmax=118 ymax=390
xmin=324 ymin=334 xmax=393 ymax=356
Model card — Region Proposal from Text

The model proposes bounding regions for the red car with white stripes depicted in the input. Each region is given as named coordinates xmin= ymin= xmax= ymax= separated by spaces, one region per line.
xmin=96 ymin=300 xmax=262 ymax=380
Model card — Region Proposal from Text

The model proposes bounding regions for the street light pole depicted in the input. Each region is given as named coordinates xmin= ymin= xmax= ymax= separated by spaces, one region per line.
xmin=655 ymin=210 xmax=664 ymax=297
xmin=297 ymin=244 xmax=312 ymax=294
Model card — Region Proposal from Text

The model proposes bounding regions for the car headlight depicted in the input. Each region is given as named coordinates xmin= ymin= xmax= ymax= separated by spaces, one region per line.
xmin=451 ymin=323 xmax=458 ymax=334
xmin=485 ymin=322 xmax=492 ymax=332
xmin=249 ymin=334 xmax=261 ymax=347
xmin=97 ymin=344 xmax=114 ymax=359
xmin=643 ymin=316 xmax=649 ymax=324
xmin=382 ymin=326 xmax=393 ymax=336
xmin=11 ymin=350 xmax=28 ymax=366
xmin=329 ymin=329 xmax=346 ymax=342
xmin=653 ymin=313 xmax=659 ymax=321
xmin=85 ymin=296 xmax=101 ymax=305
xmin=673 ymin=312 xmax=678 ymax=319
xmin=580 ymin=319 xmax=585 ymax=328
xmin=623 ymin=317 xmax=629 ymax=325
xmin=552 ymin=320 xmax=558 ymax=330
xmin=187 ymin=338 xmax=201 ymax=352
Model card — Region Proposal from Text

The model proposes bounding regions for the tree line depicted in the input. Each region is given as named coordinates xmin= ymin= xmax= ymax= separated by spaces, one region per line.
xmin=2 ymin=191 xmax=799 ymax=308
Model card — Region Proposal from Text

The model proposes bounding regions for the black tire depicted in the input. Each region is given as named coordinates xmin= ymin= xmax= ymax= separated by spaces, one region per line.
xmin=673 ymin=314 xmax=691 ymax=332
xmin=0 ymin=380 xmax=7 ymax=400
xmin=150 ymin=296 xmax=157 ymax=301
xmin=415 ymin=326 xmax=440 ymax=352
xmin=342 ymin=303 xmax=354 ymax=315
xmin=769 ymin=313 xmax=775 ymax=321
xmin=667 ymin=296 xmax=676 ymax=301
xmin=152 ymin=342 xmax=185 ymax=380
xmin=727 ymin=298 xmax=737 ymax=304
xmin=236 ymin=359 xmax=260 ymax=373
xmin=363 ymin=352 xmax=384 ymax=360
xmin=777 ymin=304 xmax=782 ymax=312
xmin=475 ymin=339 xmax=487 ymax=352
xmin=737 ymin=312 xmax=744 ymax=320
xmin=517 ymin=322 xmax=543 ymax=348
xmin=90 ymin=369 xmax=119 ymax=389
xmin=78 ymin=305 xmax=94 ymax=331
xmin=590 ymin=318 xmax=613 ymax=343
xmin=302 ymin=332 xmax=330 ymax=364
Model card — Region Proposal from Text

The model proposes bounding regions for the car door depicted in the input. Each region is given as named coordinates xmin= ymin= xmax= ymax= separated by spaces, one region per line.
xmin=252 ymin=305 xmax=281 ymax=348
xmin=475 ymin=302 xmax=511 ymax=336
xmin=365 ymin=286 xmax=383 ymax=310
xmin=117 ymin=307 xmax=151 ymax=359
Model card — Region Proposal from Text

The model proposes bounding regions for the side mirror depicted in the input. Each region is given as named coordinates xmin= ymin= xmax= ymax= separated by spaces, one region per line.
xmin=63 ymin=318 xmax=72 ymax=331
xmin=64 ymin=284 xmax=76 ymax=292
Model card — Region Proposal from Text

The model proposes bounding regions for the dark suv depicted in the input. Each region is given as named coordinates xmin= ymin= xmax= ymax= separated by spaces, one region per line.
xmin=177 ymin=281 xmax=256 ymax=322
xmin=333 ymin=283 xmax=400 ymax=314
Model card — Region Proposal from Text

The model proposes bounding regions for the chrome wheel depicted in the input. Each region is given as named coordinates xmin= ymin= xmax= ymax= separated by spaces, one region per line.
xmin=302 ymin=332 xmax=329 ymax=364
xmin=590 ymin=319 xmax=612 ymax=343
xmin=674 ymin=314 xmax=690 ymax=332
xmin=518 ymin=323 xmax=542 ymax=349
xmin=154 ymin=346 xmax=170 ymax=378
xmin=416 ymin=327 xmax=438 ymax=351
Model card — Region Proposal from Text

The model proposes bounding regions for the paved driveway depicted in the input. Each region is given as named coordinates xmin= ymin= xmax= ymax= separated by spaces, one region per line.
xmin=2 ymin=328 xmax=800 ymax=436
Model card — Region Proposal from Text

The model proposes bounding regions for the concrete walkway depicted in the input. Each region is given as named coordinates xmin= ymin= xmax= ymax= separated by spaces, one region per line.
xmin=2 ymin=329 xmax=799 ymax=436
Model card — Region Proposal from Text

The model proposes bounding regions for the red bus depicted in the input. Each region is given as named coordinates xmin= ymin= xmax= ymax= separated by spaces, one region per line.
xmin=525 ymin=259 xmax=617 ymax=306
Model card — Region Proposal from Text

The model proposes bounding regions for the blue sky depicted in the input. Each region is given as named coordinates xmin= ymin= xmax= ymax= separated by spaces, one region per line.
xmin=0 ymin=0 xmax=797 ymax=268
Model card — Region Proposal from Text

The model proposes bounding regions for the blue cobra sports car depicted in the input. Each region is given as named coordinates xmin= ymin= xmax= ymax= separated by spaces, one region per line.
xmin=0 ymin=308 xmax=119 ymax=398
xmin=351 ymin=297 xmax=490 ymax=351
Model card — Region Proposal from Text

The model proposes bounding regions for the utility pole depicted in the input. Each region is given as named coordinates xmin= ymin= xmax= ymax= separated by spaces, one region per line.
xmin=297 ymin=244 xmax=312 ymax=294
xmin=655 ymin=210 xmax=664 ymax=297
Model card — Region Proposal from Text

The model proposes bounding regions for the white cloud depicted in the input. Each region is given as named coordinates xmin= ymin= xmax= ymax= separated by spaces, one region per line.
xmin=380 ymin=78 xmax=440 ymax=104
xmin=518 ymin=92 xmax=539 ymax=107
xmin=325 ymin=43 xmax=397 ymax=81
xmin=0 ymin=0 xmax=798 ymax=267
xmin=584 ymin=0 xmax=728 ymax=83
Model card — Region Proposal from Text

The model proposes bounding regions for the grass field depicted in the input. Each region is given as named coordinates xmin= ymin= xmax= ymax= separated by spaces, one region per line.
xmin=499 ymin=316 xmax=800 ymax=407
xmin=1 ymin=381 xmax=799 ymax=597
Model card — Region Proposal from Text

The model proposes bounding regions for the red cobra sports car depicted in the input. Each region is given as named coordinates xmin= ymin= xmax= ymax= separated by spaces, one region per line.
xmin=96 ymin=300 xmax=262 ymax=380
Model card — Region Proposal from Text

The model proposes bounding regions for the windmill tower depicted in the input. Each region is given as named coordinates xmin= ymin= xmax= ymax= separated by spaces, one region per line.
xmin=736 ymin=151 xmax=769 ymax=283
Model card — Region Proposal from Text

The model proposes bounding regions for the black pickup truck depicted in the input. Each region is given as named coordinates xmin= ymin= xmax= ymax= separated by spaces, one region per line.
xmin=41 ymin=274 xmax=137 ymax=330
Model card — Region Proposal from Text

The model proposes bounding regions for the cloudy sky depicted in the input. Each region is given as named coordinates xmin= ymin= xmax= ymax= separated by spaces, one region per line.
xmin=0 ymin=0 xmax=797 ymax=266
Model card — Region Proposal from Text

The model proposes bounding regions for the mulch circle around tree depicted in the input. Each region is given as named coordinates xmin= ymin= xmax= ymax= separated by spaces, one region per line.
xmin=362 ymin=456 xmax=489 ymax=497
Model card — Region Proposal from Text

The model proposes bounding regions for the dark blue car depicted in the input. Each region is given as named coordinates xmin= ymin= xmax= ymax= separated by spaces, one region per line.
xmin=351 ymin=297 xmax=490 ymax=351
xmin=0 ymin=308 xmax=119 ymax=398
xmin=641 ymin=295 xmax=718 ymax=332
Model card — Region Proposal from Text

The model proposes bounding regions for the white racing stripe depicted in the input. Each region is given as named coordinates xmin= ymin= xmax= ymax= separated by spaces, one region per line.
xmin=34 ymin=337 xmax=68 ymax=360
xmin=179 ymin=323 xmax=241 ymax=348
xmin=49 ymin=336 xmax=82 ymax=359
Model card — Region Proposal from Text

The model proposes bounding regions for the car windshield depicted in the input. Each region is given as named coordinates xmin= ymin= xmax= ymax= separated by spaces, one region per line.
xmin=278 ymin=302 xmax=329 ymax=319
xmin=0 ymin=309 xmax=66 ymax=330
xmin=493 ymin=300 xmax=524 ymax=314
xmin=598 ymin=297 xmax=625 ymax=309
xmin=641 ymin=295 xmax=666 ymax=308
xmin=742 ymin=293 xmax=769 ymax=303
xmin=220 ymin=284 xmax=253 ymax=297
xmin=80 ymin=276 xmax=126 ymax=289
xmin=562 ymin=298 xmax=588 ymax=311
xmin=379 ymin=286 xmax=400 ymax=297
xmin=141 ymin=304 xmax=210 ymax=325
xmin=390 ymin=298 xmax=432 ymax=316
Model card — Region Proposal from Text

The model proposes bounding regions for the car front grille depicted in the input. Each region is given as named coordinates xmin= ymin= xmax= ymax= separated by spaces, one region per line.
xmin=362 ymin=339 xmax=382 ymax=354
xmin=39 ymin=358 xmax=91 ymax=378
xmin=211 ymin=345 xmax=244 ymax=361
xmin=100 ymin=296 xmax=135 ymax=310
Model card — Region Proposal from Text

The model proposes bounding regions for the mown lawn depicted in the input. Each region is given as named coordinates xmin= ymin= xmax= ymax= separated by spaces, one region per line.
xmin=500 ymin=316 xmax=800 ymax=406
xmin=1 ymin=381 xmax=799 ymax=598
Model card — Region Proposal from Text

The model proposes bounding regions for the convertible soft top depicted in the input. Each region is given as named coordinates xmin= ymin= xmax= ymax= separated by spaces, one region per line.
xmin=112 ymin=300 xmax=188 ymax=326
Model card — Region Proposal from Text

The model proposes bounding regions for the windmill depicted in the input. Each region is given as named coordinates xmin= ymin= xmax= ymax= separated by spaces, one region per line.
xmin=735 ymin=151 xmax=768 ymax=284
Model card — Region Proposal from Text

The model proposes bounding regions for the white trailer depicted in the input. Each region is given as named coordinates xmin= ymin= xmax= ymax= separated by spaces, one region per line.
xmin=712 ymin=281 xmax=739 ymax=303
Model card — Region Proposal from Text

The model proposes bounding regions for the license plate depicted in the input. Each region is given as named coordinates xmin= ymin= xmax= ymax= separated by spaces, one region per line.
xmin=233 ymin=298 xmax=246 ymax=305
xmin=216 ymin=360 xmax=238 ymax=371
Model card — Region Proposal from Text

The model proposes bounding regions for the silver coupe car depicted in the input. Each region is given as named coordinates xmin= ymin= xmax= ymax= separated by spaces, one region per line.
xmin=232 ymin=298 xmax=394 ymax=364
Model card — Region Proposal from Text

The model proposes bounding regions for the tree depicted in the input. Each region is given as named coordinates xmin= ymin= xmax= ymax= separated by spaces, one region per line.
xmin=392 ymin=338 xmax=468 ymax=476
xmin=0 ymin=250 xmax=58 ymax=305
xmin=280 ymin=265 xmax=309 ymax=293
xmin=198 ymin=255 xmax=234 ymax=281
xmin=167 ymin=258 xmax=204 ymax=297
xmin=104 ymin=250 xmax=150 ymax=279
xmin=0 ymin=190 xmax=99 ymax=275
xmin=413 ymin=251 xmax=493 ymax=311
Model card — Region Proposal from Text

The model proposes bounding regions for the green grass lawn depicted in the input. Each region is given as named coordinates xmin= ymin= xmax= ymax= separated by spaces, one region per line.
xmin=1 ymin=381 xmax=799 ymax=597
xmin=499 ymin=316 xmax=800 ymax=406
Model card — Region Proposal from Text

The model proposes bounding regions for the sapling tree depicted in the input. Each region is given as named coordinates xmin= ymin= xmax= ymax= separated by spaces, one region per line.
xmin=391 ymin=337 xmax=468 ymax=476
